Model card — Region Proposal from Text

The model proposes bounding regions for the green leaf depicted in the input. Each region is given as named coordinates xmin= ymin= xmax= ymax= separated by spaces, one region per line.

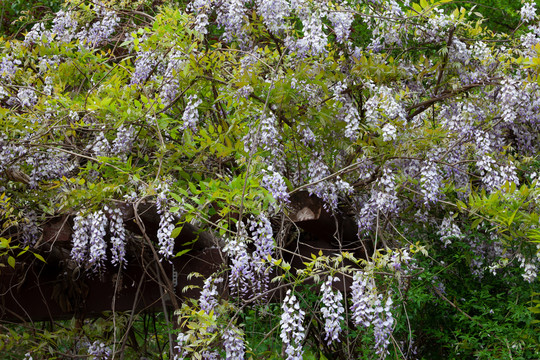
xmin=175 ymin=249 xmax=191 ymax=257
xmin=33 ymin=253 xmax=46 ymax=263
xmin=171 ymin=226 xmax=183 ymax=238
xmin=7 ymin=256 xmax=15 ymax=268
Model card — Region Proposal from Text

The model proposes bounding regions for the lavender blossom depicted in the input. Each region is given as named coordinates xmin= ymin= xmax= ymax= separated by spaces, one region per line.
xmin=111 ymin=125 xmax=136 ymax=155
xmin=350 ymin=272 xmax=377 ymax=327
xmin=350 ymin=272 xmax=395 ymax=355
xmin=16 ymin=88 xmax=38 ymax=108
xmin=87 ymin=341 xmax=111 ymax=360
xmin=160 ymin=50 xmax=186 ymax=104
xmin=180 ymin=94 xmax=202 ymax=132
xmin=21 ymin=211 xmax=40 ymax=246
xmin=88 ymin=210 xmax=108 ymax=273
xmin=51 ymin=10 xmax=78 ymax=43
xmin=292 ymin=12 xmax=328 ymax=57
xmin=223 ymin=235 xmax=253 ymax=295
xmin=78 ymin=10 xmax=120 ymax=48
xmin=0 ymin=55 xmax=21 ymax=82
xmin=307 ymin=153 xmax=353 ymax=211
xmin=320 ymin=277 xmax=344 ymax=344
xmin=381 ymin=123 xmax=397 ymax=141
xmin=522 ymin=1 xmax=537 ymax=23
xmin=107 ymin=207 xmax=127 ymax=267
xmin=256 ymin=0 xmax=290 ymax=35
xmin=248 ymin=215 xmax=275 ymax=297
xmin=131 ymin=51 xmax=157 ymax=85
xmin=24 ymin=23 xmax=51 ymax=45
xmin=71 ymin=213 xmax=90 ymax=265
xmin=258 ymin=112 xmax=280 ymax=152
xmin=27 ymin=150 xmax=73 ymax=188
xmin=261 ymin=166 xmax=289 ymax=204
xmin=280 ymin=289 xmax=306 ymax=360
xmin=342 ymin=101 xmax=361 ymax=141
xmin=420 ymin=160 xmax=443 ymax=205
xmin=156 ymin=187 xmax=176 ymax=259
xmin=199 ymin=276 xmax=222 ymax=314
xmin=357 ymin=168 xmax=399 ymax=232
xmin=328 ymin=9 xmax=354 ymax=43
xmin=437 ymin=214 xmax=463 ymax=247
xmin=189 ymin=0 xmax=214 ymax=35
xmin=373 ymin=296 xmax=394 ymax=356
xmin=89 ymin=132 xmax=111 ymax=157
xmin=216 ymin=0 xmax=247 ymax=42
xmin=223 ymin=325 xmax=245 ymax=360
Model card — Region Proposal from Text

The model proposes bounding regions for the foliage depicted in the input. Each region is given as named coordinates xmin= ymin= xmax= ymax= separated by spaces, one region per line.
xmin=1 ymin=0 xmax=540 ymax=358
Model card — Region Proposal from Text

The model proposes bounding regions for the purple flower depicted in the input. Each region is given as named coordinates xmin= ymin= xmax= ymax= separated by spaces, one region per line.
xmin=280 ymin=289 xmax=306 ymax=360
xmin=78 ymin=10 xmax=120 ymax=48
xmin=223 ymin=234 xmax=253 ymax=296
xmin=216 ymin=0 xmax=247 ymax=42
xmin=262 ymin=166 xmax=289 ymax=204
xmin=522 ymin=1 xmax=537 ymax=23
xmin=71 ymin=213 xmax=90 ymax=265
xmin=131 ymin=51 xmax=157 ymax=85
xmin=0 ymin=55 xmax=21 ymax=82
xmin=256 ymin=0 xmax=290 ymax=35
xmin=420 ymin=160 xmax=443 ymax=205
xmin=249 ymin=215 xmax=275 ymax=297
xmin=373 ymin=296 xmax=394 ymax=356
xmin=223 ymin=325 xmax=245 ymax=360
xmin=156 ymin=186 xmax=176 ymax=259
xmin=181 ymin=95 xmax=202 ymax=132
xmin=107 ymin=207 xmax=127 ymax=267
xmin=320 ymin=276 xmax=344 ymax=344
xmin=52 ymin=10 xmax=78 ymax=43
xmin=328 ymin=9 xmax=354 ymax=43
xmin=16 ymin=88 xmax=38 ymax=108
xmin=350 ymin=272 xmax=377 ymax=328
xmin=87 ymin=341 xmax=111 ymax=359
xmin=199 ymin=276 xmax=222 ymax=314
xmin=111 ymin=125 xmax=136 ymax=156
xmin=88 ymin=210 xmax=108 ymax=273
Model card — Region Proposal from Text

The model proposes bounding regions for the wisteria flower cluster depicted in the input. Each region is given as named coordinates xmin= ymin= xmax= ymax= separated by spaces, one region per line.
xmin=223 ymin=215 xmax=276 ymax=298
xmin=223 ymin=325 xmax=245 ymax=360
xmin=0 ymin=55 xmax=21 ymax=81
xmin=261 ymin=166 xmax=290 ymax=205
xmin=320 ymin=276 xmax=344 ymax=344
xmin=350 ymin=272 xmax=394 ymax=356
xmin=280 ymin=289 xmax=306 ymax=360
xmin=199 ymin=276 xmax=223 ymax=314
xmin=87 ymin=341 xmax=111 ymax=360
xmin=70 ymin=207 xmax=128 ymax=273
xmin=357 ymin=168 xmax=399 ymax=233
xmin=437 ymin=214 xmax=463 ymax=247
xmin=307 ymin=153 xmax=353 ymax=211
xmin=180 ymin=94 xmax=202 ymax=132
xmin=156 ymin=184 xmax=176 ymax=259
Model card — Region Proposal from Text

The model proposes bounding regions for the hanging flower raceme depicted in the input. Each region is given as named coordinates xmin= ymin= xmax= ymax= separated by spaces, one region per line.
xmin=106 ymin=207 xmax=127 ymax=267
xmin=71 ymin=212 xmax=90 ymax=266
xmin=223 ymin=234 xmax=253 ymax=296
xmin=87 ymin=210 xmax=108 ymax=273
xmin=350 ymin=272 xmax=395 ymax=356
xmin=156 ymin=184 xmax=176 ymax=259
xmin=199 ymin=276 xmax=222 ymax=314
xmin=280 ymin=289 xmax=306 ymax=360
xmin=70 ymin=210 xmax=110 ymax=273
xmin=180 ymin=94 xmax=202 ymax=132
xmin=222 ymin=325 xmax=245 ymax=360
xmin=248 ymin=214 xmax=275 ymax=297
xmin=320 ymin=276 xmax=345 ymax=345
xmin=261 ymin=166 xmax=290 ymax=204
